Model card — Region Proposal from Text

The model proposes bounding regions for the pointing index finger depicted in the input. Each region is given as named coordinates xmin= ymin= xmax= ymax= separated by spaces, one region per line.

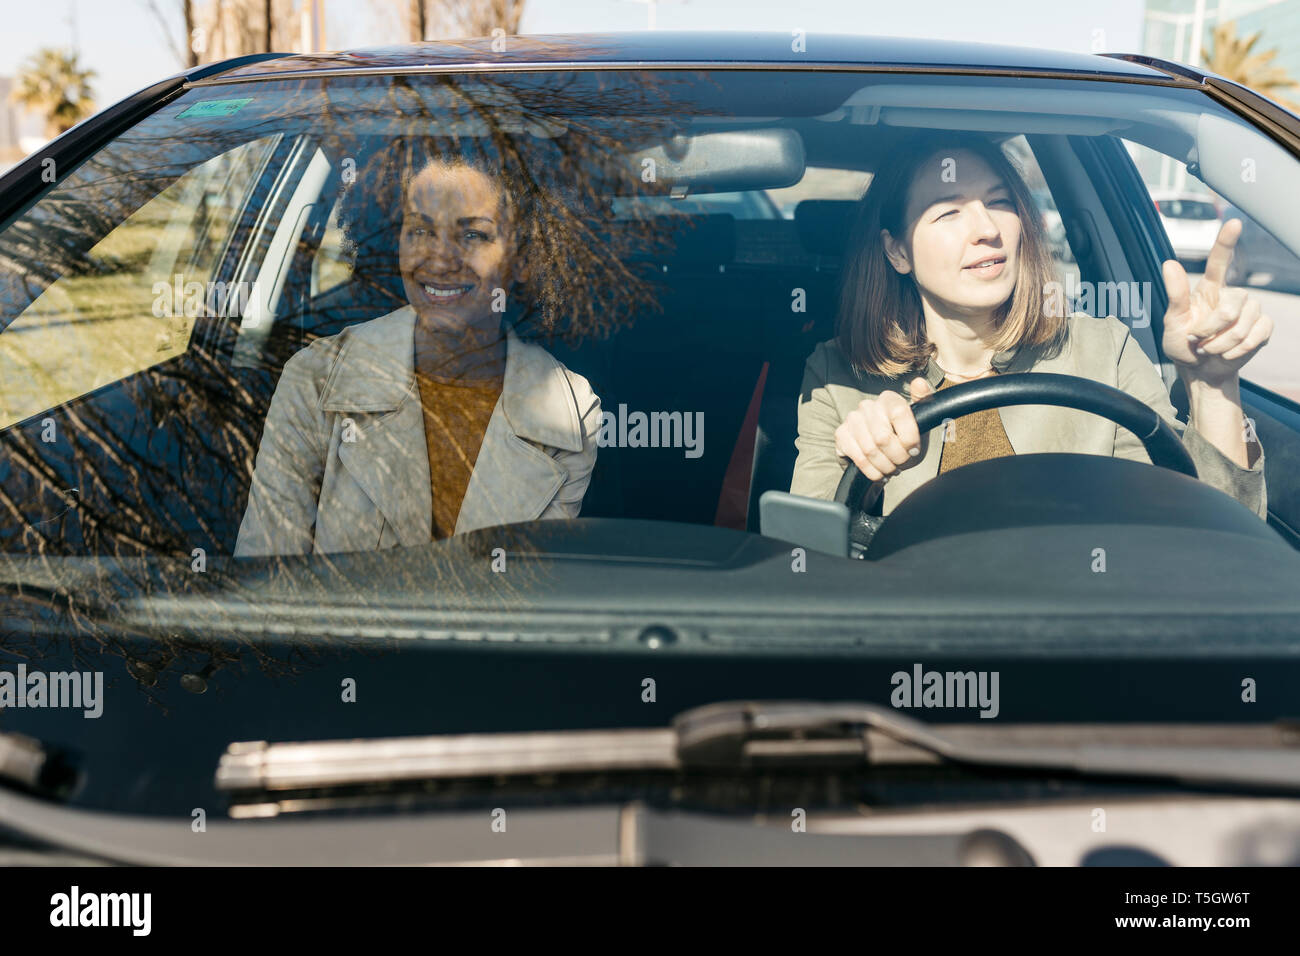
xmin=1201 ymin=218 xmax=1243 ymax=295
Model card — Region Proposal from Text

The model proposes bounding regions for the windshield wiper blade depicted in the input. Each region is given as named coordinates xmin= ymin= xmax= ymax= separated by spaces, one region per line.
xmin=215 ymin=700 xmax=1300 ymax=794
xmin=682 ymin=702 xmax=1300 ymax=792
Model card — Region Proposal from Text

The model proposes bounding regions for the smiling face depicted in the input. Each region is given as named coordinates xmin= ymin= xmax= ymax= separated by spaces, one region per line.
xmin=882 ymin=149 xmax=1022 ymax=321
xmin=399 ymin=161 xmax=516 ymax=334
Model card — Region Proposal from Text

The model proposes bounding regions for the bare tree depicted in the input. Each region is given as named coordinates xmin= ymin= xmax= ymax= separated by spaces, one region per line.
xmin=142 ymin=0 xmax=295 ymax=67
xmin=203 ymin=0 xmax=299 ymax=61
xmin=185 ymin=0 xmax=200 ymax=66
xmin=140 ymin=0 xmax=200 ymax=69
xmin=400 ymin=1 xmax=528 ymax=41
xmin=410 ymin=0 xmax=428 ymax=41
xmin=433 ymin=0 xmax=528 ymax=39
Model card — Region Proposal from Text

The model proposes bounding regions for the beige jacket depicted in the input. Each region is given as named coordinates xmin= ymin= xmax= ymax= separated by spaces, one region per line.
xmin=791 ymin=312 xmax=1267 ymax=519
xmin=235 ymin=306 xmax=601 ymax=556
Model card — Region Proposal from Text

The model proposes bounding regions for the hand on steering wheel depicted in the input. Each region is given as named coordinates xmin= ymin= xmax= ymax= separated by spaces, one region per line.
xmin=833 ymin=377 xmax=936 ymax=483
xmin=834 ymin=373 xmax=1197 ymax=555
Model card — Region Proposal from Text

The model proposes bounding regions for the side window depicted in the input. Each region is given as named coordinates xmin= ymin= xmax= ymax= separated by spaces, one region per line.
xmin=0 ymin=137 xmax=276 ymax=428
xmin=1001 ymin=135 xmax=1077 ymax=273
xmin=0 ymin=133 xmax=293 ymax=558
xmin=1124 ymin=138 xmax=1300 ymax=402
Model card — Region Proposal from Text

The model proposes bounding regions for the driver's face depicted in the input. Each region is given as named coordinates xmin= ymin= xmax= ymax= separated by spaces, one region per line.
xmin=885 ymin=150 xmax=1022 ymax=319
xmin=399 ymin=161 xmax=516 ymax=334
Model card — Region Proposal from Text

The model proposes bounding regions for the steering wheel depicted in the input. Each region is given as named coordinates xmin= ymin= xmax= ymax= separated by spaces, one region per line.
xmin=834 ymin=373 xmax=1197 ymax=555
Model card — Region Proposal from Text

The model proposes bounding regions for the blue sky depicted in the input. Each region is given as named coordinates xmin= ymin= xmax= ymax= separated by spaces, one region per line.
xmin=1 ymin=0 xmax=1145 ymax=110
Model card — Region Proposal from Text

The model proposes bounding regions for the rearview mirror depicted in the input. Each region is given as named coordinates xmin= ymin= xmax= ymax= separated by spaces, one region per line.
xmin=623 ymin=128 xmax=805 ymax=194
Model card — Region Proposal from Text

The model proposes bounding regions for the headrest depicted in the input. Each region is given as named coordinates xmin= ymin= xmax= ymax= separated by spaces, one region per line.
xmin=795 ymin=200 xmax=858 ymax=258
xmin=616 ymin=213 xmax=736 ymax=267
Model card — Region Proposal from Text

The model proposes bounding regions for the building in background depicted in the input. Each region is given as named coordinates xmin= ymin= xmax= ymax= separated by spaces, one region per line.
xmin=1140 ymin=0 xmax=1300 ymax=192
xmin=1145 ymin=0 xmax=1300 ymax=78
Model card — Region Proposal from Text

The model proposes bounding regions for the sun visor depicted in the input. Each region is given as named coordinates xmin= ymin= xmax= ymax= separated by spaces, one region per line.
xmin=1194 ymin=111 xmax=1300 ymax=257
xmin=880 ymin=109 xmax=1123 ymax=135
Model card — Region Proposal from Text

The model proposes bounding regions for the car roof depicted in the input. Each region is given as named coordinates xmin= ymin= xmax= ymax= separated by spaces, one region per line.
xmin=204 ymin=32 xmax=1177 ymax=83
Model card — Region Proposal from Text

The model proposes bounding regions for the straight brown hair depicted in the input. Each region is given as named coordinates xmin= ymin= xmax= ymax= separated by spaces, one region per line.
xmin=836 ymin=131 xmax=1067 ymax=377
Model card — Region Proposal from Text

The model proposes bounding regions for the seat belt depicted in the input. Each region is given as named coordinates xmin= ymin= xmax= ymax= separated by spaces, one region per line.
xmin=713 ymin=361 xmax=770 ymax=530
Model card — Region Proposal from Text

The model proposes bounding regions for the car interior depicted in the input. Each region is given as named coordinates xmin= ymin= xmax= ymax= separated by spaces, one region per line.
xmin=253 ymin=127 xmax=1299 ymax=552
xmin=3 ymin=77 xmax=1300 ymax=563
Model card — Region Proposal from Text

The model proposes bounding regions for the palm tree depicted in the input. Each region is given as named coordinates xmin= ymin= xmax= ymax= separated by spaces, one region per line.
xmin=9 ymin=48 xmax=97 ymax=139
xmin=1202 ymin=20 xmax=1300 ymax=113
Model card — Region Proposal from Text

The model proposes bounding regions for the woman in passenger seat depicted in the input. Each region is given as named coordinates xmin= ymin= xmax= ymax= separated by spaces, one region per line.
xmin=235 ymin=138 xmax=602 ymax=556
xmin=790 ymin=130 xmax=1270 ymax=519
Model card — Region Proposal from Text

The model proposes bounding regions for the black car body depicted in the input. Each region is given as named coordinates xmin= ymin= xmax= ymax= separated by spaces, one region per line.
xmin=2 ymin=33 xmax=1300 ymax=866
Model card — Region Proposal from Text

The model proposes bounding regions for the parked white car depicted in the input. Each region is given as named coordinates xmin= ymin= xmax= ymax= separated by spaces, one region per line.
xmin=1151 ymin=190 xmax=1222 ymax=266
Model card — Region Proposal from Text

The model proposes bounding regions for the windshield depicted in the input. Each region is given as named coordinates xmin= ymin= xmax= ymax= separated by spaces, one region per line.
xmin=3 ymin=68 xmax=1300 ymax=817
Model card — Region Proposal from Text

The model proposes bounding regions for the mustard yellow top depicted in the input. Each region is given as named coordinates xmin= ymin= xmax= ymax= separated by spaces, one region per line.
xmin=935 ymin=370 xmax=1015 ymax=474
xmin=413 ymin=359 xmax=504 ymax=540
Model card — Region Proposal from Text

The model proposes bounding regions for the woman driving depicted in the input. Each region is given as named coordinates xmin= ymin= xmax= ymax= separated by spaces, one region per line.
xmin=235 ymin=137 xmax=602 ymax=556
xmin=791 ymin=131 xmax=1269 ymax=519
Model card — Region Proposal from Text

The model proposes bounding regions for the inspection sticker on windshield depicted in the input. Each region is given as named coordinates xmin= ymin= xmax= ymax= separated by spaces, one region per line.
xmin=178 ymin=97 xmax=254 ymax=119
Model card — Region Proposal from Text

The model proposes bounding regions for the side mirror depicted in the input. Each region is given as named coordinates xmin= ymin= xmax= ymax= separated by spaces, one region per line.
xmin=759 ymin=490 xmax=850 ymax=558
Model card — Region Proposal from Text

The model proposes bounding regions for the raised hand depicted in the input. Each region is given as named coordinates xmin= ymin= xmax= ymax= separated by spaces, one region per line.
xmin=1161 ymin=218 xmax=1272 ymax=385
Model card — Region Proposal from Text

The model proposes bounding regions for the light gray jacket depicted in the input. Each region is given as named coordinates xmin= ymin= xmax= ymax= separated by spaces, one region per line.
xmin=235 ymin=306 xmax=601 ymax=556
xmin=791 ymin=312 xmax=1267 ymax=519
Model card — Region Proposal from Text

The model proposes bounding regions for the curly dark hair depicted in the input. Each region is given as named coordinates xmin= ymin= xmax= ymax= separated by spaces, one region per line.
xmin=337 ymin=134 xmax=644 ymax=341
